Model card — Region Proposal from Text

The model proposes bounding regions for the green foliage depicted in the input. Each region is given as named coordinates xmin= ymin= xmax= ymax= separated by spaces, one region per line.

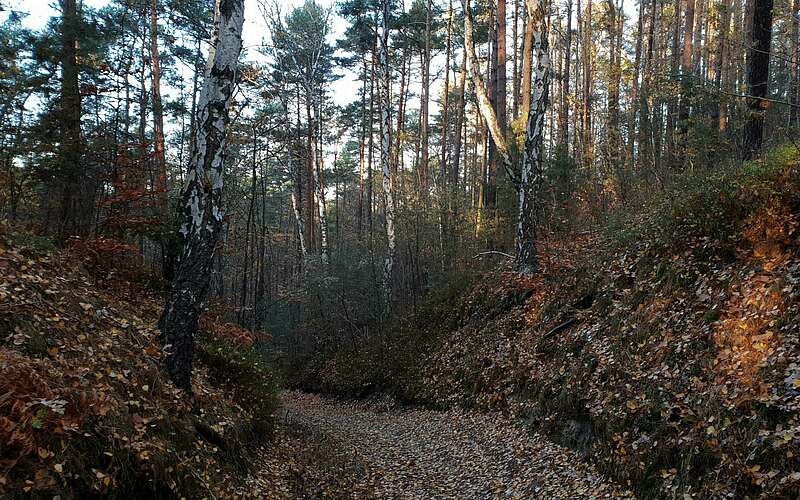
xmin=196 ymin=333 xmax=279 ymax=440
xmin=606 ymin=145 xmax=799 ymax=258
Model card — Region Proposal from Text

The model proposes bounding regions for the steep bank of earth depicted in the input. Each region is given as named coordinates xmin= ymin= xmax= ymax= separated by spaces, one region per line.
xmin=292 ymin=147 xmax=800 ymax=498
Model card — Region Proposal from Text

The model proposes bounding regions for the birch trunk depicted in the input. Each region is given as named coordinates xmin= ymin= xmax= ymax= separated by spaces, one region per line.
xmin=462 ymin=0 xmax=519 ymax=187
xmin=286 ymin=123 xmax=308 ymax=265
xmin=379 ymin=0 xmax=396 ymax=311
xmin=516 ymin=0 xmax=550 ymax=273
xmin=160 ymin=0 xmax=244 ymax=390
xmin=310 ymin=94 xmax=330 ymax=265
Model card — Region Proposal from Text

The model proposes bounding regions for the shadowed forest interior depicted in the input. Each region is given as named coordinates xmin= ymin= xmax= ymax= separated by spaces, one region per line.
xmin=1 ymin=0 xmax=800 ymax=497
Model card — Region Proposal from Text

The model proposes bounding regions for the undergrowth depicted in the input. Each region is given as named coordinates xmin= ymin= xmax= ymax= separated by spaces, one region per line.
xmin=292 ymin=145 xmax=800 ymax=498
xmin=0 ymin=228 xmax=279 ymax=498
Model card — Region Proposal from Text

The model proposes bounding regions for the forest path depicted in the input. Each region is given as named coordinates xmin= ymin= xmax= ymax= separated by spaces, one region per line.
xmin=275 ymin=391 xmax=633 ymax=499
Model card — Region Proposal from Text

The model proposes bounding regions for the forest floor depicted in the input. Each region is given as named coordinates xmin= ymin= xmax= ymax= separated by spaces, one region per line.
xmin=257 ymin=391 xmax=633 ymax=499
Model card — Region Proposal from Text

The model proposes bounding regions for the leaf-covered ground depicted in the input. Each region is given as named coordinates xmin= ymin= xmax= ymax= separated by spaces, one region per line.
xmin=0 ymin=230 xmax=302 ymax=498
xmin=294 ymin=147 xmax=800 ymax=498
xmin=267 ymin=391 xmax=632 ymax=499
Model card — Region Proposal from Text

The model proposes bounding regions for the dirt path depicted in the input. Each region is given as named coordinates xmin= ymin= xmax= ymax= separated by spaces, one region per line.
xmin=265 ymin=392 xmax=632 ymax=499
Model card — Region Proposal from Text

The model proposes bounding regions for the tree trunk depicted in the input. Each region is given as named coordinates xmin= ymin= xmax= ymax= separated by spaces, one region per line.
xmin=420 ymin=0 xmax=432 ymax=197
xmin=513 ymin=0 xmax=521 ymax=118
xmin=516 ymin=0 xmax=550 ymax=273
xmin=462 ymin=0 xmax=519 ymax=188
xmin=150 ymin=0 xmax=167 ymax=212
xmin=627 ymin=0 xmax=644 ymax=165
xmin=441 ymin=0 xmax=454 ymax=182
xmin=161 ymin=0 xmax=244 ymax=390
xmin=379 ymin=0 xmax=396 ymax=311
xmin=560 ymin=0 xmax=572 ymax=146
xmin=678 ymin=0 xmax=696 ymax=138
xmin=581 ymin=0 xmax=593 ymax=170
xmin=452 ymin=50 xmax=468 ymax=189
xmin=58 ymin=0 xmax=85 ymax=240
xmin=150 ymin=0 xmax=176 ymax=280
xmin=496 ymin=0 xmax=508 ymax=142
xmin=714 ymin=0 xmax=731 ymax=131
xmin=520 ymin=6 xmax=535 ymax=120
xmin=606 ymin=0 xmax=621 ymax=172
xmin=742 ymin=0 xmax=773 ymax=159
xmin=310 ymin=93 xmax=329 ymax=265
xmin=790 ymin=0 xmax=799 ymax=126
xmin=357 ymin=55 xmax=367 ymax=238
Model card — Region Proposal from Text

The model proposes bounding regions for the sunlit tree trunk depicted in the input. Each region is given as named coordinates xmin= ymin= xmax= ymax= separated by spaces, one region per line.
xmin=581 ymin=0 xmax=593 ymax=171
xmin=520 ymin=5 xmax=534 ymax=121
xmin=452 ymin=50 xmax=467 ymax=190
xmin=441 ymin=0 xmax=453 ymax=181
xmin=463 ymin=0 xmax=519 ymax=189
xmin=560 ymin=0 xmax=572 ymax=146
xmin=714 ymin=0 xmax=732 ymax=131
xmin=420 ymin=0 xmax=432 ymax=198
xmin=161 ymin=0 xmax=244 ymax=390
xmin=678 ymin=0 xmax=696 ymax=140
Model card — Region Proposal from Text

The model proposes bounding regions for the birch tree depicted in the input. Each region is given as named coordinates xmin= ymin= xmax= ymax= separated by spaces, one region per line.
xmin=379 ymin=0 xmax=396 ymax=310
xmin=462 ymin=0 xmax=519 ymax=187
xmin=160 ymin=0 xmax=244 ymax=390
xmin=265 ymin=0 xmax=333 ymax=264
xmin=463 ymin=0 xmax=550 ymax=274
xmin=516 ymin=0 xmax=550 ymax=273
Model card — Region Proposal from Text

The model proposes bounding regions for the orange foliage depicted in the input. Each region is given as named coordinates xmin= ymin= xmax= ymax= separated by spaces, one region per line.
xmin=66 ymin=237 xmax=139 ymax=268
xmin=0 ymin=350 xmax=109 ymax=470
xmin=199 ymin=315 xmax=257 ymax=347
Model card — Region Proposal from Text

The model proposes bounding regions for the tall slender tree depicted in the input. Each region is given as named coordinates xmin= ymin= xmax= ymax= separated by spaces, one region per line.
xmin=378 ymin=0 xmax=396 ymax=310
xmin=161 ymin=0 xmax=245 ymax=390
xmin=516 ymin=0 xmax=550 ymax=273
xmin=742 ymin=0 xmax=773 ymax=158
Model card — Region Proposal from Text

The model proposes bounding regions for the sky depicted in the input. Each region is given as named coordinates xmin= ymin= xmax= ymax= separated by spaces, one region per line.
xmin=1 ymin=0 xmax=358 ymax=105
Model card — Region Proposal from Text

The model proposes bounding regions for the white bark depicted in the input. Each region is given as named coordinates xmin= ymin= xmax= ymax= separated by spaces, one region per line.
xmin=310 ymin=93 xmax=330 ymax=265
xmin=289 ymin=152 xmax=308 ymax=264
xmin=179 ymin=0 xmax=243 ymax=240
xmin=279 ymin=8 xmax=332 ymax=266
xmin=461 ymin=0 xmax=520 ymax=188
xmin=379 ymin=0 xmax=396 ymax=310
xmin=516 ymin=0 xmax=551 ymax=273
xmin=162 ymin=0 xmax=244 ymax=389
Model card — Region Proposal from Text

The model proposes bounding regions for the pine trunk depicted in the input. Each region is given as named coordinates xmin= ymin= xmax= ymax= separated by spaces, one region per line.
xmin=742 ymin=0 xmax=773 ymax=159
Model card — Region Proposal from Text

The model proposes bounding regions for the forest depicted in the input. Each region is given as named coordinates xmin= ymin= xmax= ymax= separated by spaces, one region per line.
xmin=1 ymin=0 xmax=800 ymax=497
